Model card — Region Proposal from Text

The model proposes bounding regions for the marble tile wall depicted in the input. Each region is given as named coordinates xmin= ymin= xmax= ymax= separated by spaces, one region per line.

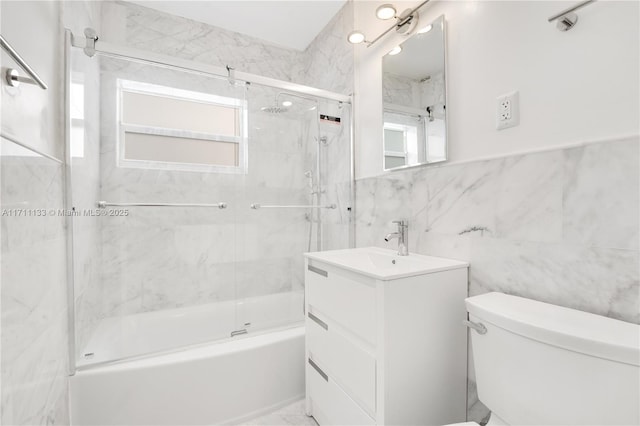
xmin=0 ymin=140 xmax=70 ymax=425
xmin=0 ymin=0 xmax=106 ymax=422
xmin=355 ymin=136 xmax=640 ymax=421
xmin=293 ymin=2 xmax=354 ymax=95
xmin=101 ymin=1 xmax=300 ymax=82
xmin=382 ymin=71 xmax=445 ymax=111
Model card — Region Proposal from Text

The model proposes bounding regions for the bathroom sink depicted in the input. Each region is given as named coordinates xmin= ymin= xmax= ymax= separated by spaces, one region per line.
xmin=304 ymin=247 xmax=468 ymax=281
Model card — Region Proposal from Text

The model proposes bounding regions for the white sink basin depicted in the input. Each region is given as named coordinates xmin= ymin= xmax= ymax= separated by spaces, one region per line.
xmin=304 ymin=247 xmax=468 ymax=281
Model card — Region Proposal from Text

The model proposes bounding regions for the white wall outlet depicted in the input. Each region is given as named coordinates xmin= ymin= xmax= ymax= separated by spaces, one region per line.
xmin=496 ymin=91 xmax=519 ymax=130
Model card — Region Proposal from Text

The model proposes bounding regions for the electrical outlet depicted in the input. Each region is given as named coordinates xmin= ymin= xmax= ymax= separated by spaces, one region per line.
xmin=496 ymin=91 xmax=519 ymax=130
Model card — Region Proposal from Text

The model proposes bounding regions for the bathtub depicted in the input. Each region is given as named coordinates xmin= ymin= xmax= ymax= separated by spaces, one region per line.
xmin=70 ymin=292 xmax=305 ymax=425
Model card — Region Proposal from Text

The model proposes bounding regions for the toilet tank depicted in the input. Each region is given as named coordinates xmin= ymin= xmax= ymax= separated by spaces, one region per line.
xmin=466 ymin=292 xmax=640 ymax=426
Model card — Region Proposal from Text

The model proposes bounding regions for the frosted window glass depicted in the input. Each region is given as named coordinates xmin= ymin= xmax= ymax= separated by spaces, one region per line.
xmin=124 ymin=133 xmax=238 ymax=167
xmin=384 ymin=129 xmax=405 ymax=152
xmin=122 ymin=91 xmax=238 ymax=136
xmin=385 ymin=155 xmax=406 ymax=169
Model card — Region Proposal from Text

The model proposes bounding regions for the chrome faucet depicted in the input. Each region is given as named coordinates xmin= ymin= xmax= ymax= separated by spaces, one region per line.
xmin=384 ymin=220 xmax=409 ymax=256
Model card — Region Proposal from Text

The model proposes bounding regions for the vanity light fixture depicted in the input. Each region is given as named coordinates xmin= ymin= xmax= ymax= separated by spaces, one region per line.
xmin=376 ymin=4 xmax=397 ymax=20
xmin=346 ymin=0 xmax=430 ymax=47
xmin=388 ymin=46 xmax=402 ymax=56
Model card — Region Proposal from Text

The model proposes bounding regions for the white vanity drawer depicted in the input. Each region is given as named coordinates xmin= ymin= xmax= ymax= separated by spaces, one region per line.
xmin=307 ymin=311 xmax=376 ymax=414
xmin=306 ymin=262 xmax=376 ymax=344
xmin=307 ymin=358 xmax=376 ymax=426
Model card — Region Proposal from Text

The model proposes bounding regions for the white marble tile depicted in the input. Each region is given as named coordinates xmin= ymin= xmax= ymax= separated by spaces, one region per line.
xmin=1 ymin=140 xmax=69 ymax=426
xmin=469 ymin=237 xmax=639 ymax=323
xmin=104 ymin=1 xmax=300 ymax=83
xmin=495 ymin=150 xmax=563 ymax=243
xmin=467 ymin=379 xmax=490 ymax=425
xmin=2 ymin=310 xmax=70 ymax=426
xmin=355 ymin=171 xmax=413 ymax=249
xmin=294 ymin=2 xmax=354 ymax=95
xmin=424 ymin=159 xmax=501 ymax=237
xmin=563 ymin=137 xmax=639 ymax=250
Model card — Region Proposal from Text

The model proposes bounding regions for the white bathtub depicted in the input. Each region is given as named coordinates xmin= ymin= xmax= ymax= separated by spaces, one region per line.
xmin=78 ymin=291 xmax=304 ymax=367
xmin=71 ymin=293 xmax=305 ymax=425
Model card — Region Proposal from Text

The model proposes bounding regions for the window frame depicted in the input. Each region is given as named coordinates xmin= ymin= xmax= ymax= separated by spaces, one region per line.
xmin=116 ymin=79 xmax=248 ymax=174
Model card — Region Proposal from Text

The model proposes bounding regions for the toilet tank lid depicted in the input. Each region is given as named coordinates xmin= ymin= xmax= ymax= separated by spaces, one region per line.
xmin=466 ymin=292 xmax=640 ymax=366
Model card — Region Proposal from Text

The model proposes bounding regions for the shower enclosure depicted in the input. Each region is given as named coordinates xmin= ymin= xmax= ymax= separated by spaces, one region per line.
xmin=66 ymin=31 xmax=353 ymax=369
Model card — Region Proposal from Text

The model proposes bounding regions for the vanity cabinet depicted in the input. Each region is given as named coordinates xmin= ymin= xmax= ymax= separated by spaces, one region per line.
xmin=303 ymin=247 xmax=468 ymax=426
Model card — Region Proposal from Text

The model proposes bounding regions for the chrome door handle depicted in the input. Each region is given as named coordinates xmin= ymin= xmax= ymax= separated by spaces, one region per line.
xmin=464 ymin=320 xmax=487 ymax=335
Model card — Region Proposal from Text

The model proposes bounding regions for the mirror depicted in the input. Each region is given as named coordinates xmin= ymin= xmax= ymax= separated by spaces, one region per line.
xmin=382 ymin=15 xmax=447 ymax=171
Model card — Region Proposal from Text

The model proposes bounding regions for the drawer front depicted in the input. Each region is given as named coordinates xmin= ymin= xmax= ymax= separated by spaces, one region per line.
xmin=307 ymin=359 xmax=376 ymax=426
xmin=306 ymin=262 xmax=376 ymax=343
xmin=307 ymin=312 xmax=376 ymax=414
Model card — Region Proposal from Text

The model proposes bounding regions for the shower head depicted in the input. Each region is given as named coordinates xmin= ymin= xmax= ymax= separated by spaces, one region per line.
xmin=261 ymin=105 xmax=288 ymax=114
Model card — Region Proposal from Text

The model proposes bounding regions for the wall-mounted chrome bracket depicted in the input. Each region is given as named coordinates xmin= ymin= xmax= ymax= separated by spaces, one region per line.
xmin=556 ymin=12 xmax=579 ymax=31
xmin=548 ymin=0 xmax=596 ymax=32
xmin=83 ymin=28 xmax=99 ymax=57
xmin=0 ymin=34 xmax=48 ymax=89
xmin=226 ymin=65 xmax=236 ymax=85
xmin=71 ymin=28 xmax=99 ymax=57
xmin=4 ymin=68 xmax=39 ymax=88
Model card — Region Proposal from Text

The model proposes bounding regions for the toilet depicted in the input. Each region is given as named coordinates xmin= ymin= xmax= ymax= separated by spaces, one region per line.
xmin=449 ymin=292 xmax=640 ymax=426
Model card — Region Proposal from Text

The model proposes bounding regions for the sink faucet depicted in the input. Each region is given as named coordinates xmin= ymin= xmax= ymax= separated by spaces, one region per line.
xmin=384 ymin=220 xmax=408 ymax=256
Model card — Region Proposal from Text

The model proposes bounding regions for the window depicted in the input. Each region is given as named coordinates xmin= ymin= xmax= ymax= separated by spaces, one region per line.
xmin=117 ymin=79 xmax=247 ymax=173
xmin=383 ymin=126 xmax=407 ymax=169
xmin=383 ymin=121 xmax=418 ymax=170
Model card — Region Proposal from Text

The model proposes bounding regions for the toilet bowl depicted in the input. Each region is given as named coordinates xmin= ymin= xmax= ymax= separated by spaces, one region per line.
xmin=447 ymin=292 xmax=640 ymax=426
xmin=447 ymin=411 xmax=507 ymax=426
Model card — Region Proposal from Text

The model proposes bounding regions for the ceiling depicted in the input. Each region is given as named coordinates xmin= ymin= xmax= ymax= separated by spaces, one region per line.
xmin=128 ymin=1 xmax=347 ymax=51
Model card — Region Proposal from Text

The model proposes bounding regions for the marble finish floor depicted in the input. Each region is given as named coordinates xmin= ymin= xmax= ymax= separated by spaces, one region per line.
xmin=240 ymin=399 xmax=318 ymax=426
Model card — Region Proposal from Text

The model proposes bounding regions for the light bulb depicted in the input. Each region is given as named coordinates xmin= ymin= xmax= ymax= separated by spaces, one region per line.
xmin=417 ymin=24 xmax=433 ymax=34
xmin=347 ymin=30 xmax=366 ymax=44
xmin=388 ymin=46 xmax=402 ymax=56
xmin=376 ymin=4 xmax=397 ymax=20
xmin=282 ymin=101 xmax=293 ymax=107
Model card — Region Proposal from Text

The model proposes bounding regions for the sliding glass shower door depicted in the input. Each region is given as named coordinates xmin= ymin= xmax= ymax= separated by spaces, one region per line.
xmin=68 ymin=45 xmax=352 ymax=368
xmin=70 ymin=50 xmax=251 ymax=366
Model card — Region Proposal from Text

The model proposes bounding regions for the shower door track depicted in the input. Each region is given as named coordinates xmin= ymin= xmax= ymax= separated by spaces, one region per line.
xmin=68 ymin=29 xmax=351 ymax=104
